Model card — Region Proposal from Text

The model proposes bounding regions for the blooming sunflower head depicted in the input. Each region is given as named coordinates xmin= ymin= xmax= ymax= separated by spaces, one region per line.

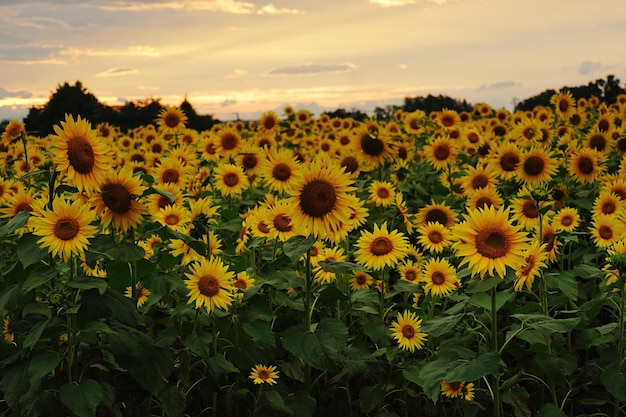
xmin=184 ymin=257 xmax=235 ymax=314
xmin=355 ymin=222 xmax=410 ymax=271
xmin=249 ymin=364 xmax=279 ymax=385
xmin=389 ymin=310 xmax=427 ymax=353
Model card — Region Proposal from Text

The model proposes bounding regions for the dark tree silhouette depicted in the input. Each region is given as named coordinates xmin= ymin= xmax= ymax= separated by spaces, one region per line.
xmin=402 ymin=94 xmax=472 ymax=114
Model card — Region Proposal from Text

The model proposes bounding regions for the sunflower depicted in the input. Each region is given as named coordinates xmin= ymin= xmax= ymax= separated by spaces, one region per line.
xmin=466 ymin=185 xmax=504 ymax=211
xmin=259 ymin=148 xmax=303 ymax=194
xmin=415 ymin=201 xmax=458 ymax=229
xmin=367 ymin=180 xmax=396 ymax=207
xmin=459 ymin=164 xmax=499 ymax=196
xmin=154 ymin=204 xmax=191 ymax=232
xmin=2 ymin=119 xmax=24 ymax=147
xmin=568 ymin=148 xmax=606 ymax=184
xmin=436 ymin=108 xmax=461 ymax=129
xmin=233 ymin=271 xmax=255 ymax=292
xmin=146 ymin=183 xmax=183 ymax=213
xmin=550 ymin=91 xmax=576 ymax=119
xmin=249 ymin=364 xmax=279 ymax=386
xmin=553 ymin=207 xmax=580 ymax=233
xmin=487 ymin=142 xmax=522 ymax=181
xmin=417 ymin=222 xmax=451 ymax=254
xmin=287 ymin=159 xmax=355 ymax=239
xmin=421 ymin=257 xmax=459 ymax=297
xmin=2 ymin=318 xmax=14 ymax=344
xmin=156 ymin=106 xmax=187 ymax=134
xmin=349 ymin=270 xmax=374 ymax=291
xmin=50 ymin=114 xmax=110 ymax=192
xmin=604 ymin=239 xmax=626 ymax=286
xmin=265 ymin=199 xmax=299 ymax=242
xmin=514 ymin=241 xmax=549 ymax=292
xmin=423 ymin=136 xmax=457 ymax=171
xmin=313 ymin=246 xmax=347 ymax=285
xmin=593 ymin=190 xmax=625 ymax=218
xmin=451 ymin=205 xmax=528 ymax=279
xmin=441 ymin=381 xmax=475 ymax=401
xmin=213 ymin=163 xmax=250 ymax=198
xmin=236 ymin=143 xmax=263 ymax=178
xmin=590 ymin=214 xmax=625 ymax=248
xmin=258 ymin=111 xmax=279 ymax=132
xmin=510 ymin=189 xmax=543 ymax=231
xmin=585 ymin=129 xmax=612 ymax=153
xmin=517 ymin=147 xmax=558 ymax=186
xmin=153 ymin=156 xmax=192 ymax=187
xmin=355 ymin=124 xmax=391 ymax=168
xmin=214 ymin=128 xmax=243 ymax=159
xmin=138 ymin=234 xmax=163 ymax=259
xmin=90 ymin=169 xmax=147 ymax=232
xmin=0 ymin=184 xmax=37 ymax=227
xmin=184 ymin=257 xmax=235 ymax=314
xmin=80 ymin=256 xmax=107 ymax=278
xmin=398 ymin=260 xmax=422 ymax=284
xmin=124 ymin=282 xmax=151 ymax=307
xmin=389 ymin=310 xmax=427 ymax=352
xmin=31 ymin=198 xmax=98 ymax=262
xmin=354 ymin=222 xmax=409 ymax=271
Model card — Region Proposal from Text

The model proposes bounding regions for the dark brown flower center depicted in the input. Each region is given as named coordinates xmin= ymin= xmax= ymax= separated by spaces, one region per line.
xmin=340 ymin=156 xmax=359 ymax=174
xmin=272 ymin=163 xmax=292 ymax=181
xmin=405 ymin=270 xmax=418 ymax=282
xmin=234 ymin=279 xmax=248 ymax=290
xmin=102 ymin=183 xmax=132 ymax=214
xmin=54 ymin=217 xmax=79 ymax=241
xmin=428 ymin=230 xmax=443 ymax=244
xmin=475 ymin=228 xmax=509 ymax=259
xmin=471 ymin=174 xmax=489 ymax=190
xmin=577 ymin=156 xmax=594 ymax=174
xmin=355 ymin=273 xmax=368 ymax=285
xmin=165 ymin=113 xmax=181 ymax=128
xmin=522 ymin=200 xmax=538 ymax=218
xmin=520 ymin=255 xmax=535 ymax=276
xmin=523 ymin=156 xmax=545 ymax=177
xmin=500 ymin=152 xmax=519 ymax=172
xmin=370 ymin=236 xmax=393 ymax=256
xmin=242 ymin=155 xmax=258 ymax=169
xmin=299 ymin=179 xmax=336 ymax=218
xmin=67 ymin=136 xmax=95 ymax=174
xmin=360 ymin=133 xmax=384 ymax=157
xmin=221 ymin=133 xmax=238 ymax=150
xmin=425 ymin=209 xmax=448 ymax=226
xmin=602 ymin=201 xmax=616 ymax=214
xmin=15 ymin=202 xmax=33 ymax=213
xmin=162 ymin=168 xmax=180 ymax=184
xmin=158 ymin=195 xmax=174 ymax=209
xmin=224 ymin=173 xmax=240 ymax=187
xmin=434 ymin=144 xmax=450 ymax=161
xmin=599 ymin=225 xmax=613 ymax=240
xmin=558 ymin=99 xmax=570 ymax=113
xmin=258 ymin=220 xmax=270 ymax=234
xmin=475 ymin=197 xmax=493 ymax=209
xmin=401 ymin=324 xmax=415 ymax=339
xmin=588 ymin=134 xmax=606 ymax=151
xmin=274 ymin=214 xmax=293 ymax=232
xmin=561 ymin=215 xmax=573 ymax=226
xmin=198 ymin=275 xmax=220 ymax=297
xmin=377 ymin=187 xmax=390 ymax=199
xmin=432 ymin=271 xmax=446 ymax=285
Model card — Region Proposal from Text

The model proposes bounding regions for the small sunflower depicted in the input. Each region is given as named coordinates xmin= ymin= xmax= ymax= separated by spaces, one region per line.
xmin=389 ymin=310 xmax=428 ymax=353
xmin=451 ymin=205 xmax=528 ymax=279
xmin=592 ymin=190 xmax=625 ymax=218
xmin=313 ymin=246 xmax=347 ymax=285
xmin=50 ymin=114 xmax=110 ymax=192
xmin=354 ymin=222 xmax=410 ymax=271
xmin=466 ymin=185 xmax=504 ymax=211
xmin=415 ymin=201 xmax=458 ymax=229
xmin=153 ymin=156 xmax=192 ymax=187
xmin=550 ymin=91 xmax=576 ymax=119
xmin=398 ymin=260 xmax=422 ymax=284
xmin=2 ymin=318 xmax=14 ymax=344
xmin=417 ymin=221 xmax=451 ymax=254
xmin=514 ymin=241 xmax=549 ymax=292
xmin=31 ymin=198 xmax=98 ymax=262
xmin=154 ymin=204 xmax=191 ymax=232
xmin=458 ymin=164 xmax=499 ymax=196
xmin=355 ymin=124 xmax=391 ymax=168
xmin=488 ymin=142 xmax=522 ymax=181
xmin=423 ymin=137 xmax=457 ymax=171
xmin=349 ymin=270 xmax=374 ymax=291
xmin=421 ymin=257 xmax=459 ymax=297
xmin=213 ymin=163 xmax=250 ymax=198
xmin=441 ymin=381 xmax=475 ymax=401
xmin=590 ymin=214 xmax=625 ymax=248
xmin=2 ymin=120 xmax=24 ymax=147
xmin=156 ymin=106 xmax=187 ymax=134
xmin=553 ymin=207 xmax=580 ymax=233
xmin=367 ymin=180 xmax=396 ymax=207
xmin=249 ymin=364 xmax=279 ymax=386
xmin=124 ymin=282 xmax=152 ymax=307
xmin=266 ymin=200 xmax=299 ymax=242
xmin=214 ymin=128 xmax=243 ymax=158
xmin=184 ymin=257 xmax=235 ymax=314
xmin=259 ymin=148 xmax=303 ymax=194
xmin=258 ymin=111 xmax=279 ymax=131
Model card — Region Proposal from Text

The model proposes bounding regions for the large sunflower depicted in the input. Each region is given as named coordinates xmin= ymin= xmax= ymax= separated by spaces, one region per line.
xmin=354 ymin=222 xmax=410 ymax=271
xmin=90 ymin=169 xmax=148 ymax=232
xmin=389 ymin=310 xmax=427 ymax=353
xmin=590 ymin=214 xmax=625 ymax=248
xmin=287 ymin=159 xmax=355 ymax=239
xmin=184 ymin=257 xmax=235 ymax=314
xmin=567 ymin=148 xmax=606 ymax=184
xmin=421 ymin=257 xmax=459 ymax=297
xmin=451 ymin=205 xmax=528 ymax=279
xmin=31 ymin=198 xmax=98 ymax=262
xmin=50 ymin=114 xmax=110 ymax=192
xmin=517 ymin=147 xmax=558 ymax=186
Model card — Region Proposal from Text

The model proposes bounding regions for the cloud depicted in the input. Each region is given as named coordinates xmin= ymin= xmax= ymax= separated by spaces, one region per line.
xmin=369 ymin=0 xmax=416 ymax=7
xmin=268 ymin=63 xmax=357 ymax=76
xmin=92 ymin=0 xmax=256 ymax=14
xmin=221 ymin=99 xmax=237 ymax=106
xmin=224 ymin=69 xmax=248 ymax=79
xmin=60 ymin=45 xmax=160 ymax=59
xmin=578 ymin=60 xmax=607 ymax=75
xmin=477 ymin=81 xmax=520 ymax=90
xmin=257 ymin=3 xmax=305 ymax=14
xmin=96 ymin=67 xmax=139 ymax=77
xmin=0 ymin=87 xmax=33 ymax=99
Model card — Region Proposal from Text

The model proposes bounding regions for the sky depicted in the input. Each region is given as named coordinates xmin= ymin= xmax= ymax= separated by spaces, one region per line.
xmin=1 ymin=0 xmax=626 ymax=122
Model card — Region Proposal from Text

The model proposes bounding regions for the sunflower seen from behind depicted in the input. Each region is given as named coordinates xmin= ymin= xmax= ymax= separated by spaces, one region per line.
xmin=451 ymin=205 xmax=528 ymax=279
xmin=184 ymin=256 xmax=235 ymax=314
xmin=31 ymin=197 xmax=98 ymax=262
xmin=50 ymin=114 xmax=110 ymax=192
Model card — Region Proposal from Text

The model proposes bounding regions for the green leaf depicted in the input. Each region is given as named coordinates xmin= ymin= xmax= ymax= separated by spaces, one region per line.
xmin=600 ymin=368 xmax=626 ymax=401
xmin=512 ymin=314 xmax=580 ymax=335
xmin=66 ymin=277 xmax=108 ymax=295
xmin=282 ymin=235 xmax=315 ymax=263
xmin=534 ymin=353 xmax=577 ymax=378
xmin=444 ymin=352 xmax=499 ymax=382
xmin=285 ymin=391 xmax=316 ymax=417
xmin=576 ymin=323 xmax=618 ymax=348
xmin=465 ymin=276 xmax=501 ymax=293
xmin=242 ymin=321 xmax=276 ymax=349
xmin=105 ymin=259 xmax=132 ymax=292
xmin=59 ymin=379 xmax=104 ymax=417
xmin=422 ymin=313 xmax=464 ymax=338
xmin=359 ymin=386 xmax=384 ymax=413
xmin=23 ymin=318 xmax=50 ymax=352
xmin=207 ymin=355 xmax=239 ymax=377
xmin=545 ymin=271 xmax=578 ymax=300
xmin=184 ymin=333 xmax=214 ymax=360
xmin=282 ymin=318 xmax=348 ymax=371
xmin=415 ymin=357 xmax=455 ymax=403
xmin=28 ymin=351 xmax=61 ymax=390
xmin=536 ymin=403 xmax=567 ymax=417
xmin=16 ymin=233 xmax=48 ymax=268
xmin=470 ymin=289 xmax=514 ymax=312
xmin=317 ymin=259 xmax=370 ymax=274
xmin=22 ymin=265 xmax=57 ymax=294
xmin=0 ymin=211 xmax=30 ymax=238
xmin=107 ymin=243 xmax=145 ymax=262
xmin=265 ymin=390 xmax=292 ymax=415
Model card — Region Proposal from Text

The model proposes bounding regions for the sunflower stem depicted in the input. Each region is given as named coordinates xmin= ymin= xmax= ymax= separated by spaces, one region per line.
xmin=615 ymin=282 xmax=625 ymax=417
xmin=304 ymin=247 xmax=312 ymax=390
xmin=490 ymin=287 xmax=501 ymax=417
xmin=20 ymin=132 xmax=30 ymax=185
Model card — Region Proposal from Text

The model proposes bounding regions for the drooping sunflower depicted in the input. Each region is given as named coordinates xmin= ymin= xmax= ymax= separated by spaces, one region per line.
xmin=517 ymin=147 xmax=558 ymax=186
xmin=259 ymin=148 xmax=303 ymax=194
xmin=90 ymin=169 xmax=148 ymax=232
xmin=513 ymin=241 xmax=549 ymax=292
xmin=50 ymin=114 xmax=110 ymax=192
xmin=451 ymin=205 xmax=528 ymax=279
xmin=417 ymin=221 xmax=451 ymax=254
xmin=349 ymin=270 xmax=374 ymax=291
xmin=367 ymin=180 xmax=396 ymax=208
xmin=31 ymin=198 xmax=98 ymax=262
xmin=423 ymin=136 xmax=457 ymax=171
xmin=213 ymin=163 xmax=250 ymax=199
xmin=568 ymin=147 xmax=606 ymax=184
xmin=590 ymin=214 xmax=625 ymax=248
xmin=156 ymin=106 xmax=187 ymax=134
xmin=421 ymin=257 xmax=459 ymax=297
xmin=249 ymin=364 xmax=279 ymax=386
xmin=124 ymin=282 xmax=151 ymax=308
xmin=287 ymin=159 xmax=355 ymax=239
xmin=389 ymin=310 xmax=428 ymax=353
xmin=184 ymin=257 xmax=235 ymax=314
xmin=354 ymin=222 xmax=410 ymax=271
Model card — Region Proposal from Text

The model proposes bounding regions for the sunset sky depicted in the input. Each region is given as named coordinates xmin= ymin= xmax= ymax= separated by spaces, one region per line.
xmin=1 ymin=0 xmax=625 ymax=122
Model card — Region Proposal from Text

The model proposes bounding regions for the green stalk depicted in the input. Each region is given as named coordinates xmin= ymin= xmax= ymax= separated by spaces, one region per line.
xmin=491 ymin=287 xmax=501 ymax=417
xmin=615 ymin=284 xmax=625 ymax=417
xmin=304 ymin=248 xmax=312 ymax=389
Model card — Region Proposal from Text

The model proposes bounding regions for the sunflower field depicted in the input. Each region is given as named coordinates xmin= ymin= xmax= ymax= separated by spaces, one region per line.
xmin=1 ymin=92 xmax=626 ymax=417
